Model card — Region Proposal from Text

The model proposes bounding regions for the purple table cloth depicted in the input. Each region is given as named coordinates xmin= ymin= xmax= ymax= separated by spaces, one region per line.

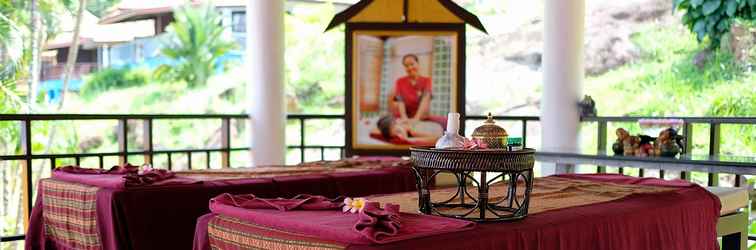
xmin=193 ymin=174 xmax=721 ymax=250
xmin=26 ymin=163 xmax=416 ymax=250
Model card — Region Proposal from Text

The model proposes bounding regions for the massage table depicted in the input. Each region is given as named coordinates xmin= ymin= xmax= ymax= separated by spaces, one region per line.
xmin=193 ymin=174 xmax=722 ymax=250
xmin=25 ymin=158 xmax=417 ymax=250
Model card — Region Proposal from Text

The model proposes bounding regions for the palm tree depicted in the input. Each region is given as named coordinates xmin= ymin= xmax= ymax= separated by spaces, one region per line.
xmin=154 ymin=3 xmax=236 ymax=88
xmin=59 ymin=0 xmax=88 ymax=109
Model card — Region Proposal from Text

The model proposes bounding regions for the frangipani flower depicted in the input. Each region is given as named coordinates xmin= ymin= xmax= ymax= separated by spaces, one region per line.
xmin=343 ymin=197 xmax=368 ymax=213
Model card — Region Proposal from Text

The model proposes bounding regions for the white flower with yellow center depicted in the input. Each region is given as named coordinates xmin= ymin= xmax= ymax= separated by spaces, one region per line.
xmin=343 ymin=197 xmax=368 ymax=213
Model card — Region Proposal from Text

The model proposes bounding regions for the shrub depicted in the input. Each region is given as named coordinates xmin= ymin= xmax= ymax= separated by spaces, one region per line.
xmin=674 ymin=0 xmax=756 ymax=49
xmin=80 ymin=67 xmax=150 ymax=99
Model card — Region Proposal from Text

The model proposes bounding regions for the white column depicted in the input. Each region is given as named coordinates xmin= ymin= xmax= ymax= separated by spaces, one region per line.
xmin=247 ymin=0 xmax=286 ymax=166
xmin=540 ymin=0 xmax=585 ymax=175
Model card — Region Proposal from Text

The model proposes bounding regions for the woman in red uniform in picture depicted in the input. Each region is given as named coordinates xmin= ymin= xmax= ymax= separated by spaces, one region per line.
xmin=387 ymin=54 xmax=446 ymax=128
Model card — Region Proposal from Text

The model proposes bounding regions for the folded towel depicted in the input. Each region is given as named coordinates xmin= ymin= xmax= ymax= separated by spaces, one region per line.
xmin=52 ymin=164 xmax=197 ymax=189
xmin=209 ymin=193 xmax=475 ymax=245
xmin=354 ymin=202 xmax=401 ymax=243
xmin=211 ymin=194 xmax=343 ymax=211
xmin=123 ymin=168 xmax=176 ymax=187
xmin=56 ymin=163 xmax=139 ymax=175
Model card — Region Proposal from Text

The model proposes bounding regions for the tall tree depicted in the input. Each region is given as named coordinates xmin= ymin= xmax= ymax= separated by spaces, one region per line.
xmin=28 ymin=0 xmax=41 ymax=112
xmin=58 ymin=0 xmax=87 ymax=109
xmin=154 ymin=3 xmax=236 ymax=88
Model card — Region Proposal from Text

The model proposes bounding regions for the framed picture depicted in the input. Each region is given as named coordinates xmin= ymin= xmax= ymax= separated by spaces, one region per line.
xmin=345 ymin=23 xmax=466 ymax=156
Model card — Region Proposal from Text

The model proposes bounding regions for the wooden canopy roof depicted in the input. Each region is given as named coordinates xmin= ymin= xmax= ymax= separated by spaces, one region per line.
xmin=325 ymin=0 xmax=486 ymax=33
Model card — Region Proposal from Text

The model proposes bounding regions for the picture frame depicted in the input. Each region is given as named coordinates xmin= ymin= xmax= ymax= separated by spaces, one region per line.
xmin=344 ymin=23 xmax=467 ymax=156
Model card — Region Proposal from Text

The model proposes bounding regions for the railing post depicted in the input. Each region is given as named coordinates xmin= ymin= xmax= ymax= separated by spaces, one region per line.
xmin=142 ymin=119 xmax=153 ymax=165
xmin=221 ymin=118 xmax=231 ymax=168
xmin=708 ymin=123 xmax=720 ymax=187
xmin=118 ymin=119 xmax=128 ymax=165
xmin=300 ymin=118 xmax=306 ymax=164
xmin=682 ymin=122 xmax=693 ymax=155
xmin=20 ymin=119 xmax=32 ymax=230
xmin=680 ymin=122 xmax=693 ymax=181
xmin=206 ymin=151 xmax=212 ymax=169
xmin=596 ymin=121 xmax=607 ymax=173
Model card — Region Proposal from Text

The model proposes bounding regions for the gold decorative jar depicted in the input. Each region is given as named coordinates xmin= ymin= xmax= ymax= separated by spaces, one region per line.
xmin=471 ymin=113 xmax=508 ymax=149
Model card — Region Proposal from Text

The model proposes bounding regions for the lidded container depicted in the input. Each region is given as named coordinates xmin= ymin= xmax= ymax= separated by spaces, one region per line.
xmin=471 ymin=113 xmax=508 ymax=149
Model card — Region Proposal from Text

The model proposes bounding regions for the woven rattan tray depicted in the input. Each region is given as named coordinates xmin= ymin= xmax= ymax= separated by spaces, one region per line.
xmin=409 ymin=146 xmax=536 ymax=222
xmin=410 ymin=147 xmax=535 ymax=172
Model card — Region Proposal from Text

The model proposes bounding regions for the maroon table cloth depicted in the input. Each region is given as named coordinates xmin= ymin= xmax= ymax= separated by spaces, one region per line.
xmin=26 ymin=160 xmax=416 ymax=250
xmin=193 ymin=174 xmax=721 ymax=250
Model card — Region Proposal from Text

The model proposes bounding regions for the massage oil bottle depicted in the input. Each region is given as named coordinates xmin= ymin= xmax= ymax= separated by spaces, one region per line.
xmin=435 ymin=113 xmax=466 ymax=149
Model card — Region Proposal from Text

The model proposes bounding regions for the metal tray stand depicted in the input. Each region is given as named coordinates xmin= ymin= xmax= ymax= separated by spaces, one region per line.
xmin=410 ymin=147 xmax=535 ymax=222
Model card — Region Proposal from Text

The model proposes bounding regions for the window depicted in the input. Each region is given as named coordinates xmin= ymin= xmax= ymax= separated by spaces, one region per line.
xmin=231 ymin=11 xmax=246 ymax=33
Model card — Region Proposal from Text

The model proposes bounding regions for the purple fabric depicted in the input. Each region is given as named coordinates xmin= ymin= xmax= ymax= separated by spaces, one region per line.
xmin=57 ymin=164 xmax=138 ymax=175
xmin=27 ymin=163 xmax=417 ymax=250
xmin=52 ymin=165 xmax=195 ymax=189
xmin=354 ymin=202 xmax=402 ymax=243
xmin=122 ymin=168 xmax=177 ymax=187
xmin=193 ymin=213 xmax=214 ymax=250
xmin=211 ymin=193 xmax=343 ymax=211
xmin=328 ymin=168 xmax=417 ymax=197
xmin=273 ymin=174 xmax=340 ymax=198
xmin=193 ymin=174 xmax=720 ymax=250
xmin=209 ymin=195 xmax=475 ymax=245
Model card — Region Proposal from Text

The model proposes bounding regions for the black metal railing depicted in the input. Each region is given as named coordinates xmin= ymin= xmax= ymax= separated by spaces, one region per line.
xmin=1 ymin=113 xmax=754 ymax=243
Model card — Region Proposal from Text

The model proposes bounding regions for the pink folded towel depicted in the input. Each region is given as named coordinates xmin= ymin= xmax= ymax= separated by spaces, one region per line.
xmin=57 ymin=163 xmax=139 ymax=175
xmin=354 ymin=202 xmax=401 ymax=243
xmin=209 ymin=193 xmax=475 ymax=245
xmin=123 ymin=168 xmax=176 ymax=187
xmin=52 ymin=164 xmax=196 ymax=189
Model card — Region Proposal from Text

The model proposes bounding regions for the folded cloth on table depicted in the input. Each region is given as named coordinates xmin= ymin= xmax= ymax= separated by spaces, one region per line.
xmin=52 ymin=164 xmax=197 ymax=189
xmin=209 ymin=193 xmax=475 ymax=245
xmin=354 ymin=202 xmax=401 ymax=243
xmin=123 ymin=168 xmax=177 ymax=187
xmin=57 ymin=163 xmax=139 ymax=174
xmin=211 ymin=193 xmax=343 ymax=211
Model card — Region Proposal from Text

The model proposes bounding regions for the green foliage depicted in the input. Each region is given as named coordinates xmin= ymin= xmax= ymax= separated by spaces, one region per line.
xmin=0 ymin=2 xmax=29 ymax=88
xmin=586 ymin=23 xmax=755 ymax=155
xmin=674 ymin=0 xmax=756 ymax=49
xmin=154 ymin=3 xmax=236 ymax=88
xmin=80 ymin=67 xmax=150 ymax=100
xmin=285 ymin=4 xmax=345 ymax=114
xmin=86 ymin=0 xmax=120 ymax=17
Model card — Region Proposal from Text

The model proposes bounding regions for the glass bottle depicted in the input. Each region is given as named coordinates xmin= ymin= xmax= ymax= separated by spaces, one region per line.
xmin=435 ymin=113 xmax=466 ymax=149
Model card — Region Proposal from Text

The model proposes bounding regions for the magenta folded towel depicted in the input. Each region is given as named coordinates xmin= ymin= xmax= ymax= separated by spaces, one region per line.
xmin=52 ymin=164 xmax=196 ymax=189
xmin=354 ymin=202 xmax=402 ymax=243
xmin=123 ymin=168 xmax=177 ymax=187
xmin=210 ymin=193 xmax=343 ymax=211
xmin=57 ymin=163 xmax=139 ymax=175
xmin=209 ymin=193 xmax=475 ymax=245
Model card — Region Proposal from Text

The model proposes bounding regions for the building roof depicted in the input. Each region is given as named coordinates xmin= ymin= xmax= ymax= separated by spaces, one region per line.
xmin=325 ymin=0 xmax=486 ymax=33
xmin=100 ymin=0 xmax=357 ymax=25
xmin=46 ymin=10 xmax=154 ymax=50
